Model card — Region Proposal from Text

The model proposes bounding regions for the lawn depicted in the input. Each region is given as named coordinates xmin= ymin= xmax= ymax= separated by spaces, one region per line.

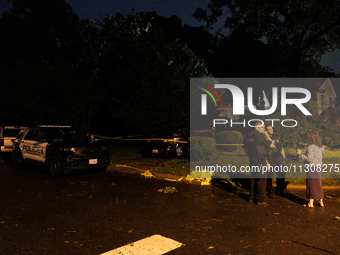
xmin=106 ymin=141 xmax=340 ymax=186
xmin=190 ymin=146 xmax=340 ymax=185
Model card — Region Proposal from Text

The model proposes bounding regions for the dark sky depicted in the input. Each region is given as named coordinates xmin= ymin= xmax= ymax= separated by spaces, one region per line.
xmin=66 ymin=0 xmax=210 ymax=27
xmin=1 ymin=0 xmax=340 ymax=73
xmin=0 ymin=0 xmax=210 ymax=27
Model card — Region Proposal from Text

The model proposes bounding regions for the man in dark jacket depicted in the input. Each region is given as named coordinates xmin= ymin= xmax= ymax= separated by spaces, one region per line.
xmin=244 ymin=121 xmax=275 ymax=206
xmin=265 ymin=125 xmax=286 ymax=196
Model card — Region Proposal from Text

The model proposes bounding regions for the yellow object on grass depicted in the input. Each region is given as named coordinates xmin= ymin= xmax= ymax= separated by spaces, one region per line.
xmin=141 ymin=170 xmax=153 ymax=178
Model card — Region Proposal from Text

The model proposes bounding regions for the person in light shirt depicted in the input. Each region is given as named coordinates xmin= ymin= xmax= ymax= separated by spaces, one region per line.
xmin=297 ymin=132 xmax=325 ymax=208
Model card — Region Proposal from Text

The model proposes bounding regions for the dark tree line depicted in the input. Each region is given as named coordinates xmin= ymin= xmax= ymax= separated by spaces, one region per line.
xmin=194 ymin=0 xmax=340 ymax=77
xmin=0 ymin=1 xmax=211 ymax=135
xmin=0 ymin=0 xmax=339 ymax=135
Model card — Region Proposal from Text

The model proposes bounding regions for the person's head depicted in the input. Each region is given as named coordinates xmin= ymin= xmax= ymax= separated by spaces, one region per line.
xmin=306 ymin=132 xmax=322 ymax=148
xmin=265 ymin=125 xmax=274 ymax=135
xmin=255 ymin=121 xmax=265 ymax=133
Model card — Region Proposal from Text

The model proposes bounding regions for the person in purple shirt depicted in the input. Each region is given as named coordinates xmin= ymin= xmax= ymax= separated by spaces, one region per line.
xmin=297 ymin=132 xmax=325 ymax=208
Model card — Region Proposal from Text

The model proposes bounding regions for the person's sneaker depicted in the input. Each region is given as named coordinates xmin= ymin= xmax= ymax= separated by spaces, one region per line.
xmin=256 ymin=202 xmax=268 ymax=206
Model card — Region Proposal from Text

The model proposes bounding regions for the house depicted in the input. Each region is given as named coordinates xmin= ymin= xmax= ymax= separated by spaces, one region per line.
xmin=309 ymin=78 xmax=337 ymax=114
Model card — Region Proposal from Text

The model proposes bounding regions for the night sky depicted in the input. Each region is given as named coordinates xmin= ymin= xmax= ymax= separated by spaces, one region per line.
xmin=67 ymin=0 xmax=210 ymax=27
xmin=1 ymin=0 xmax=340 ymax=74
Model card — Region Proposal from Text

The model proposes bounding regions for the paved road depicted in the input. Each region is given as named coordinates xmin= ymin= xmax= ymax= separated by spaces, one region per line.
xmin=1 ymin=161 xmax=340 ymax=255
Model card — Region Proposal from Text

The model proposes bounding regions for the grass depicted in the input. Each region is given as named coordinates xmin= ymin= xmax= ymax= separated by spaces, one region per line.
xmin=153 ymin=159 xmax=190 ymax=176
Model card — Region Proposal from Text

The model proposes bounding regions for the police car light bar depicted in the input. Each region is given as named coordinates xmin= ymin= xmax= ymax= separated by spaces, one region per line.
xmin=4 ymin=126 xmax=28 ymax=129
xmin=38 ymin=125 xmax=72 ymax=128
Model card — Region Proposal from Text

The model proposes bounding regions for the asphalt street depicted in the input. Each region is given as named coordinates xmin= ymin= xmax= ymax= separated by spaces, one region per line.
xmin=1 ymin=161 xmax=340 ymax=255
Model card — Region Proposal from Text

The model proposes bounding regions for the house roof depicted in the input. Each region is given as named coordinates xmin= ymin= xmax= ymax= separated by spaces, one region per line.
xmin=319 ymin=78 xmax=337 ymax=97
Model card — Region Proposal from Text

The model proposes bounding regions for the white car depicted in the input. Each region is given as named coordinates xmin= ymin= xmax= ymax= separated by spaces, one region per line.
xmin=0 ymin=126 xmax=28 ymax=153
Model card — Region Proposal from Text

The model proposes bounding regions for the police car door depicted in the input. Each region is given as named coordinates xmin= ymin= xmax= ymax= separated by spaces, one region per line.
xmin=21 ymin=129 xmax=47 ymax=163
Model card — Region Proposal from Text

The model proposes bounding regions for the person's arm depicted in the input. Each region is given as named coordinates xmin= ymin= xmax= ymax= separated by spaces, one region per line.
xmin=262 ymin=132 xmax=275 ymax=149
xmin=243 ymin=147 xmax=249 ymax=157
xmin=265 ymin=132 xmax=277 ymax=149
xmin=298 ymin=146 xmax=315 ymax=163
xmin=281 ymin=148 xmax=286 ymax=164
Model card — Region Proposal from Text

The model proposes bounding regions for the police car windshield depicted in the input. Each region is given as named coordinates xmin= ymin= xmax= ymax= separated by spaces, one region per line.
xmin=46 ymin=128 xmax=87 ymax=143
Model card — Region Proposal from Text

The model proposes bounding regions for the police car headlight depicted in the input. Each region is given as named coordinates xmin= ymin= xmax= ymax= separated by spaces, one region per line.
xmin=60 ymin=147 xmax=78 ymax=152
xmin=70 ymin=147 xmax=78 ymax=153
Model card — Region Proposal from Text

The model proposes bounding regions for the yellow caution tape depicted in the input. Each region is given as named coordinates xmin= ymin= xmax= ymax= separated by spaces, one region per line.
xmin=93 ymin=134 xmax=188 ymax=143
xmin=92 ymin=133 xmax=245 ymax=146
xmin=163 ymin=187 xmax=178 ymax=193
xmin=113 ymin=164 xmax=210 ymax=185
xmin=141 ymin=170 xmax=153 ymax=178
xmin=186 ymin=174 xmax=212 ymax=185
xmin=201 ymin=178 xmax=212 ymax=185
xmin=186 ymin=175 xmax=195 ymax=183
xmin=217 ymin=144 xmax=244 ymax=146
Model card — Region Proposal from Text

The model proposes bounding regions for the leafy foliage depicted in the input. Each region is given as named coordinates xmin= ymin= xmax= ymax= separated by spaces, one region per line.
xmin=216 ymin=131 xmax=243 ymax=152
xmin=265 ymin=105 xmax=340 ymax=147
xmin=0 ymin=0 xmax=79 ymax=64
xmin=190 ymin=136 xmax=217 ymax=162
xmin=97 ymin=12 xmax=211 ymax=133
xmin=194 ymin=0 xmax=340 ymax=76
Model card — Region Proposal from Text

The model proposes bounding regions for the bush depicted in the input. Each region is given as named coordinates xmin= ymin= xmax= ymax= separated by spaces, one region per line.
xmin=190 ymin=136 xmax=217 ymax=162
xmin=215 ymin=131 xmax=243 ymax=152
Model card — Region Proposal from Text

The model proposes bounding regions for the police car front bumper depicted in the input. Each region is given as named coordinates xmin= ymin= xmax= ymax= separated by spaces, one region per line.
xmin=63 ymin=154 xmax=110 ymax=170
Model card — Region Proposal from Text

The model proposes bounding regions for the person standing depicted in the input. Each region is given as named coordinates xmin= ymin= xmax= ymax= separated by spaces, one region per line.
xmin=265 ymin=125 xmax=286 ymax=196
xmin=297 ymin=132 xmax=325 ymax=208
xmin=244 ymin=121 xmax=275 ymax=206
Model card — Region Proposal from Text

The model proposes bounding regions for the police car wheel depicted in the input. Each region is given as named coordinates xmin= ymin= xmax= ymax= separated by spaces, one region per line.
xmin=176 ymin=145 xmax=183 ymax=157
xmin=49 ymin=156 xmax=63 ymax=177
xmin=14 ymin=151 xmax=24 ymax=169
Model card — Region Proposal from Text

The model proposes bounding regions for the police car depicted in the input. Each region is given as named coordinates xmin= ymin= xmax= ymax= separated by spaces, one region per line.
xmin=12 ymin=125 xmax=110 ymax=176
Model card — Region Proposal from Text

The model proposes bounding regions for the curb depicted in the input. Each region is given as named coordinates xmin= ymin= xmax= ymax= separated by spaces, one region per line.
xmin=286 ymin=184 xmax=340 ymax=190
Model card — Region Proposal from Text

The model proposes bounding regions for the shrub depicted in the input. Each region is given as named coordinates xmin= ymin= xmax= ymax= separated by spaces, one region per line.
xmin=190 ymin=136 xmax=217 ymax=162
xmin=216 ymin=131 xmax=243 ymax=152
